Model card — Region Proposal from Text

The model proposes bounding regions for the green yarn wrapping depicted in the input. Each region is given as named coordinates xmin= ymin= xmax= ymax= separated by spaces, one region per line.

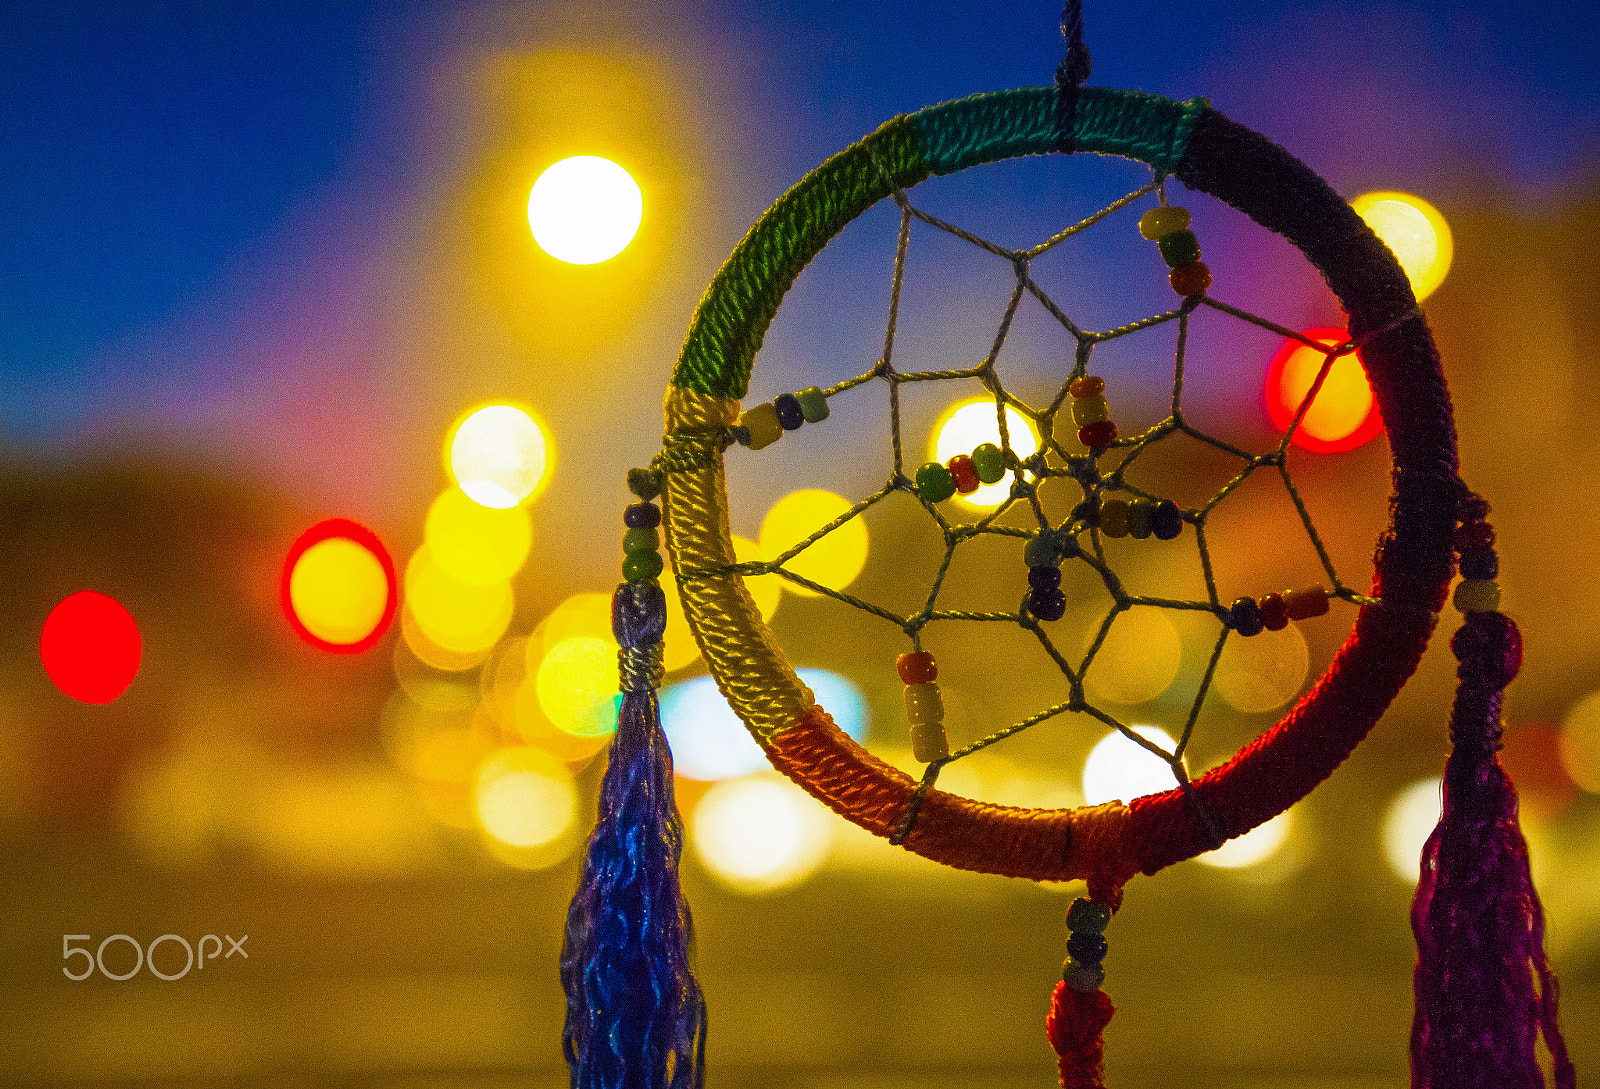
xmin=669 ymin=87 xmax=1206 ymax=402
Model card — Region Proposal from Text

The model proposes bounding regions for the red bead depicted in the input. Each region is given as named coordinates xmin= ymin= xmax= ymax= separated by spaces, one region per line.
xmin=1169 ymin=261 xmax=1211 ymax=297
xmin=1069 ymin=375 xmax=1105 ymax=399
xmin=1284 ymin=585 xmax=1330 ymax=620
xmin=1078 ymin=420 xmax=1118 ymax=449
xmin=1454 ymin=521 xmax=1495 ymax=552
xmin=897 ymin=651 xmax=938 ymax=684
xmin=947 ymin=454 xmax=979 ymax=494
xmin=1259 ymin=592 xmax=1289 ymax=631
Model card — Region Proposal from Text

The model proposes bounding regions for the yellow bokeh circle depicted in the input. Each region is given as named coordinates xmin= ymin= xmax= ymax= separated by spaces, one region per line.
xmin=474 ymin=746 xmax=579 ymax=869
xmin=536 ymin=635 xmax=620 ymax=738
xmin=1212 ymin=622 xmax=1310 ymax=714
xmin=527 ymin=155 xmax=643 ymax=265
xmin=445 ymin=402 xmax=552 ymax=509
xmin=405 ymin=547 xmax=514 ymax=656
xmin=1349 ymin=191 xmax=1452 ymax=302
xmin=931 ymin=399 xmax=1039 ymax=507
xmin=424 ymin=486 xmax=533 ymax=586
xmin=1082 ymin=609 xmax=1183 ymax=706
xmin=287 ymin=537 xmax=390 ymax=646
xmin=759 ymin=489 xmax=868 ymax=598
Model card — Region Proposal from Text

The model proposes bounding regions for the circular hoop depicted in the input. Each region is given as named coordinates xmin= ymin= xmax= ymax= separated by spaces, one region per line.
xmin=662 ymin=87 xmax=1458 ymax=886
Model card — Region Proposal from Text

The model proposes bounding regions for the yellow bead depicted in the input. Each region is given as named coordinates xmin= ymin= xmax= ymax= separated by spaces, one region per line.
xmin=1453 ymin=579 xmax=1501 ymax=613
xmin=1139 ymin=205 xmax=1190 ymax=240
xmin=1072 ymin=394 xmax=1110 ymax=427
xmin=904 ymin=681 xmax=944 ymax=726
xmin=910 ymin=721 xmax=951 ymax=763
xmin=739 ymin=402 xmax=783 ymax=450
xmin=1098 ymin=497 xmax=1130 ymax=538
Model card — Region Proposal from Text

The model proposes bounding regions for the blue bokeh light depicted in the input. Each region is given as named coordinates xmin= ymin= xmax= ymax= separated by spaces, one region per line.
xmin=662 ymin=668 xmax=868 ymax=781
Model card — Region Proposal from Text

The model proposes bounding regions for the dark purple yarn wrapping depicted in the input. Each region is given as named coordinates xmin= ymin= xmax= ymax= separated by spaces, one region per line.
xmin=1411 ymin=611 xmax=1573 ymax=1089
xmin=560 ymin=582 xmax=706 ymax=1089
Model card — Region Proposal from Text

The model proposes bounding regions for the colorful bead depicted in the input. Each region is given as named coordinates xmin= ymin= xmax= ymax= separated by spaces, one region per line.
xmin=948 ymin=453 xmax=980 ymax=494
xmin=1284 ymin=585 xmax=1331 ymax=620
xmin=971 ymin=442 xmax=1006 ymax=484
xmin=622 ymin=526 xmax=660 ymax=554
xmin=1259 ymin=592 xmax=1289 ymax=631
xmin=1098 ymin=497 xmax=1130 ymax=538
xmin=795 ymin=386 xmax=830 ymax=423
xmin=1067 ymin=897 xmax=1112 ymax=934
xmin=904 ymin=681 xmax=945 ymax=725
xmin=1030 ymin=587 xmax=1067 ymax=621
xmin=1126 ymin=498 xmax=1153 ymax=540
xmin=622 ymin=549 xmax=664 ymax=582
xmin=1063 ymin=960 xmax=1106 ymax=993
xmin=1138 ymin=205 xmax=1190 ymax=240
xmin=1150 ymin=498 xmax=1183 ymax=541
xmin=1066 ymin=933 xmax=1108 ymax=965
xmin=897 ymin=651 xmax=938 ymax=685
xmin=1230 ymin=596 xmax=1264 ymax=636
xmin=1169 ymin=261 xmax=1212 ymax=296
xmin=1071 ymin=394 xmax=1110 ymax=427
xmin=773 ymin=393 xmax=805 ymax=431
xmin=738 ymin=401 xmax=783 ymax=450
xmin=1157 ymin=229 xmax=1202 ymax=268
xmin=627 ymin=467 xmax=662 ymax=501
xmin=915 ymin=461 xmax=956 ymax=502
xmin=1069 ymin=375 xmax=1105 ymax=399
xmin=1454 ymin=521 xmax=1496 ymax=551
xmin=624 ymin=501 xmax=661 ymax=529
xmin=1454 ymin=579 xmax=1501 ymax=613
xmin=910 ymin=720 xmax=951 ymax=763
xmin=1028 ymin=564 xmax=1062 ymax=591
xmin=1078 ymin=419 xmax=1118 ymax=449
xmin=1459 ymin=545 xmax=1498 ymax=581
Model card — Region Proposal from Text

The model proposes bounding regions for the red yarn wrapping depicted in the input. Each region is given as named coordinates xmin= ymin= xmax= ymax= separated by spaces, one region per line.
xmin=1411 ymin=611 xmax=1574 ymax=1089
xmin=1046 ymin=980 xmax=1115 ymax=1089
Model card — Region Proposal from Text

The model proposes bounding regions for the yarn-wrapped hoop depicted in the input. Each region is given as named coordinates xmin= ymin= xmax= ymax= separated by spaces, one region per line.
xmin=661 ymin=86 xmax=1456 ymax=884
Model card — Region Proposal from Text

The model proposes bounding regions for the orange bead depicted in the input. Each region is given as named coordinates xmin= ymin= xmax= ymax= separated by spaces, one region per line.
xmin=897 ymin=651 xmax=938 ymax=684
xmin=1284 ymin=585 xmax=1331 ymax=620
xmin=1069 ymin=375 xmax=1105 ymax=399
xmin=1169 ymin=261 xmax=1212 ymax=297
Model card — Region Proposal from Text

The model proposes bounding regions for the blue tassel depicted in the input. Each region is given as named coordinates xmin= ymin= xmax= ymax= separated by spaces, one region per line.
xmin=561 ymin=581 xmax=707 ymax=1089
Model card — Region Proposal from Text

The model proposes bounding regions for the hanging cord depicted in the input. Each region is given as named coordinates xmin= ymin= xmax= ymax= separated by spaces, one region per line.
xmin=1053 ymin=1 xmax=1093 ymax=153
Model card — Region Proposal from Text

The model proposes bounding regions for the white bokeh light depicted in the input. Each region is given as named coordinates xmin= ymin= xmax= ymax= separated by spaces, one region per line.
xmin=1081 ymin=725 xmax=1181 ymax=806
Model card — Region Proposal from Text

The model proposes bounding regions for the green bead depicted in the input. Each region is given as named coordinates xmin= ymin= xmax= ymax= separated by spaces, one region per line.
xmin=1157 ymin=228 xmax=1202 ymax=268
xmin=971 ymin=442 xmax=1006 ymax=484
xmin=915 ymin=462 xmax=956 ymax=503
xmin=1067 ymin=897 xmax=1112 ymax=935
xmin=623 ymin=526 xmax=660 ymax=554
xmin=622 ymin=550 xmax=664 ymax=582
xmin=1126 ymin=498 xmax=1153 ymax=540
xmin=1098 ymin=497 xmax=1130 ymax=538
xmin=1024 ymin=530 xmax=1059 ymax=568
xmin=1138 ymin=205 xmax=1190 ymax=240
xmin=795 ymin=386 xmax=830 ymax=423
xmin=627 ymin=467 xmax=661 ymax=501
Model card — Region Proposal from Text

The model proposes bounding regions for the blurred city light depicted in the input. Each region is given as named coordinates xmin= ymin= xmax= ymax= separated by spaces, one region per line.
xmin=280 ymin=518 xmax=397 ymax=654
xmin=1082 ymin=609 xmax=1182 ymax=706
xmin=446 ymin=402 xmax=551 ymax=509
xmin=1350 ymin=191 xmax=1453 ymax=301
xmin=1559 ymin=690 xmax=1600 ymax=794
xmin=39 ymin=590 xmax=142 ymax=703
xmin=759 ymin=489 xmax=868 ymax=598
xmin=1197 ymin=811 xmax=1293 ymax=869
xmin=663 ymin=668 xmax=866 ymax=781
xmin=404 ymin=546 xmax=514 ymax=655
xmin=689 ymin=772 xmax=833 ymax=893
xmin=424 ymin=486 xmax=532 ymax=585
xmin=1212 ymin=622 xmax=1310 ymax=714
xmin=1382 ymin=776 xmax=1442 ymax=884
xmin=1082 ymin=725 xmax=1181 ymax=806
xmin=474 ymin=746 xmax=579 ymax=868
xmin=527 ymin=155 xmax=643 ymax=265
xmin=536 ymin=635 xmax=620 ymax=738
xmin=400 ymin=605 xmax=493 ymax=672
xmin=1265 ymin=330 xmax=1383 ymax=453
xmin=931 ymin=398 xmax=1038 ymax=507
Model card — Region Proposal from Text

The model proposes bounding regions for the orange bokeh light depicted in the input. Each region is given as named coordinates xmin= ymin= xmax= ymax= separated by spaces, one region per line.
xmin=40 ymin=590 xmax=142 ymax=703
xmin=1264 ymin=328 xmax=1383 ymax=453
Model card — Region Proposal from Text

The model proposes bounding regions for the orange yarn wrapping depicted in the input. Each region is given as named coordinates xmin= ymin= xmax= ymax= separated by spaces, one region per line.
xmin=766 ymin=706 xmax=1138 ymax=888
xmin=1047 ymin=981 xmax=1115 ymax=1089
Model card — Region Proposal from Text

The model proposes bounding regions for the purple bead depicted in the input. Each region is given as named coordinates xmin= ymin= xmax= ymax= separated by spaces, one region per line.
xmin=1030 ymin=588 xmax=1067 ymax=621
xmin=1459 ymin=545 xmax=1498 ymax=581
xmin=624 ymin=502 xmax=661 ymax=529
xmin=1028 ymin=564 xmax=1062 ymax=591
xmin=1230 ymin=596 xmax=1264 ymax=636
xmin=774 ymin=393 xmax=805 ymax=430
xmin=1151 ymin=499 xmax=1183 ymax=540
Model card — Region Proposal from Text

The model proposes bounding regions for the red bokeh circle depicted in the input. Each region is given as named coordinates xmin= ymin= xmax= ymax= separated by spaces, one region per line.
xmin=40 ymin=591 xmax=142 ymax=704
xmin=1264 ymin=327 xmax=1385 ymax=454
xmin=279 ymin=518 xmax=398 ymax=654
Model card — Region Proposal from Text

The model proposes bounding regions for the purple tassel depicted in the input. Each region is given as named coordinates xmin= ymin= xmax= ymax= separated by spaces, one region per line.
xmin=561 ymin=581 xmax=706 ymax=1089
xmin=1411 ymin=611 xmax=1574 ymax=1089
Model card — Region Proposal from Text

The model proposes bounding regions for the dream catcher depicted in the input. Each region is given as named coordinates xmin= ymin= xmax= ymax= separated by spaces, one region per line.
xmin=561 ymin=6 xmax=1574 ymax=1088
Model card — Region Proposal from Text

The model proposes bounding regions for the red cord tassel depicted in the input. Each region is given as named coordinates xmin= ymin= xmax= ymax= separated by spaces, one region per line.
xmin=1047 ymin=980 xmax=1115 ymax=1089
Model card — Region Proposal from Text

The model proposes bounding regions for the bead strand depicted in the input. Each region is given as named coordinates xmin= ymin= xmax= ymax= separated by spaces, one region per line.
xmin=1095 ymin=494 xmax=1184 ymax=542
xmin=735 ymin=385 xmax=830 ymax=451
xmin=1139 ymin=204 xmax=1212 ymax=298
xmin=1224 ymin=584 xmax=1332 ymax=636
xmin=1070 ymin=375 xmax=1118 ymax=450
xmin=1452 ymin=512 xmax=1501 ymax=613
xmin=1063 ymin=897 xmax=1112 ymax=993
xmin=914 ymin=441 xmax=1011 ymax=503
xmin=620 ymin=474 xmax=665 ymax=585
xmin=1023 ymin=528 xmax=1079 ymax=622
xmin=898 ymin=651 xmax=949 ymax=762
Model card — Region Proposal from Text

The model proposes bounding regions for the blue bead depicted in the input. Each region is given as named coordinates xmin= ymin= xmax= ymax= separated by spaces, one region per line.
xmin=1459 ymin=545 xmax=1498 ymax=580
xmin=1028 ymin=564 xmax=1062 ymax=590
xmin=624 ymin=502 xmax=661 ymax=529
xmin=1067 ymin=933 xmax=1108 ymax=965
xmin=1151 ymin=499 xmax=1183 ymax=540
xmin=1030 ymin=588 xmax=1066 ymax=621
xmin=774 ymin=393 xmax=805 ymax=430
xmin=1230 ymin=596 xmax=1264 ymax=636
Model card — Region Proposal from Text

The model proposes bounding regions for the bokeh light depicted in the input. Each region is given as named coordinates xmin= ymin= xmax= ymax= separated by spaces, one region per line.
xmin=1082 ymin=725 xmax=1181 ymax=806
xmin=405 ymin=547 xmax=514 ymax=656
xmin=1382 ymin=776 xmax=1442 ymax=884
xmin=39 ymin=590 xmax=142 ymax=703
xmin=527 ymin=155 xmax=643 ymax=265
xmin=424 ymin=487 xmax=532 ymax=585
xmin=1197 ymin=811 xmax=1293 ymax=869
xmin=660 ymin=534 xmax=776 ymax=672
xmin=400 ymin=606 xmax=494 ymax=672
xmin=446 ymin=402 xmax=552 ymax=509
xmin=1082 ymin=609 xmax=1182 ymax=705
xmin=280 ymin=518 xmax=397 ymax=653
xmin=1265 ymin=330 xmax=1383 ymax=453
xmin=1212 ymin=623 xmax=1310 ymax=714
xmin=474 ymin=747 xmax=579 ymax=868
xmin=1350 ymin=191 xmax=1453 ymax=301
xmin=663 ymin=668 xmax=867 ymax=781
xmin=931 ymin=399 xmax=1039 ymax=507
xmin=536 ymin=635 xmax=620 ymax=738
xmin=690 ymin=772 xmax=833 ymax=893
xmin=1558 ymin=690 xmax=1600 ymax=794
xmin=759 ymin=489 xmax=868 ymax=598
